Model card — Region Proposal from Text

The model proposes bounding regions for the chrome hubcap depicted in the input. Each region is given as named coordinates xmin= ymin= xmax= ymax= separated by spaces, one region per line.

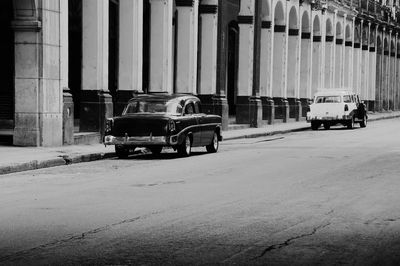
xmin=213 ymin=133 xmax=218 ymax=149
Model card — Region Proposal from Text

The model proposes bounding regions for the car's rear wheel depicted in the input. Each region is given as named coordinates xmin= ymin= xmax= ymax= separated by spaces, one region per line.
xmin=206 ymin=132 xmax=219 ymax=153
xmin=347 ymin=116 xmax=355 ymax=129
xmin=360 ymin=115 xmax=367 ymax=128
xmin=115 ymin=145 xmax=130 ymax=159
xmin=311 ymin=121 xmax=320 ymax=130
xmin=178 ymin=135 xmax=192 ymax=157
xmin=149 ymin=146 xmax=163 ymax=155
xmin=323 ymin=123 xmax=330 ymax=130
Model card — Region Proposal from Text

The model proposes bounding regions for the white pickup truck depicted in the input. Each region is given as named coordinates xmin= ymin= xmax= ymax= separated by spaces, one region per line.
xmin=306 ymin=89 xmax=368 ymax=130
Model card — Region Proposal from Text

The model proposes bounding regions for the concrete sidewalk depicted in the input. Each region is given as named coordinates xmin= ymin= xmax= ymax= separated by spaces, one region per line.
xmin=1 ymin=111 xmax=399 ymax=175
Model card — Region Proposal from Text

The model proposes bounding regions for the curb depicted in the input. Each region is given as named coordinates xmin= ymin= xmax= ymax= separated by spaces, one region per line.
xmin=0 ymin=152 xmax=115 ymax=176
xmin=1 ymin=113 xmax=399 ymax=176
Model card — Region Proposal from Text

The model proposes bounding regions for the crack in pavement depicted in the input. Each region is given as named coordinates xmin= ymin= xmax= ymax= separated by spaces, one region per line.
xmin=252 ymin=222 xmax=331 ymax=260
xmin=0 ymin=211 xmax=159 ymax=262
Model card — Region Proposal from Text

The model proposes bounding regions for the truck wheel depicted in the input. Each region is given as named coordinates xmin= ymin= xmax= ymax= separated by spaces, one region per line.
xmin=360 ymin=115 xmax=367 ymax=128
xmin=311 ymin=122 xmax=319 ymax=130
xmin=206 ymin=132 xmax=219 ymax=153
xmin=347 ymin=117 xmax=355 ymax=129
xmin=115 ymin=145 xmax=130 ymax=159
xmin=323 ymin=123 xmax=330 ymax=130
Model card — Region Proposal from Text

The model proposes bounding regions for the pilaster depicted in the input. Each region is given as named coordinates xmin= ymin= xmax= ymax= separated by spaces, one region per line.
xmin=117 ymin=0 xmax=144 ymax=115
xmin=149 ymin=0 xmax=174 ymax=93
xmin=81 ymin=0 xmax=113 ymax=134
xmin=175 ymin=0 xmax=199 ymax=94
xmin=13 ymin=1 xmax=64 ymax=146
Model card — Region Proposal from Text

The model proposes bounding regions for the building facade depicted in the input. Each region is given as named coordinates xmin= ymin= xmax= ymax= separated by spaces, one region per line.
xmin=0 ymin=0 xmax=399 ymax=146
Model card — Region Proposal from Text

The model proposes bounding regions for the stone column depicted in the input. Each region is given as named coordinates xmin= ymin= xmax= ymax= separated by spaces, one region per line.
xmin=389 ymin=33 xmax=396 ymax=110
xmin=325 ymin=35 xmax=334 ymax=88
xmin=260 ymin=21 xmax=274 ymax=124
xmin=272 ymin=24 xmax=289 ymax=122
xmin=13 ymin=1 xmax=64 ymax=146
xmin=287 ymin=27 xmax=301 ymax=120
xmin=311 ymin=34 xmax=322 ymax=96
xmin=361 ymin=27 xmax=369 ymax=103
xmin=300 ymin=30 xmax=312 ymax=118
xmin=396 ymin=36 xmax=400 ymax=110
xmin=382 ymin=31 xmax=389 ymax=110
xmin=334 ymin=37 xmax=343 ymax=87
xmin=175 ymin=0 xmax=199 ymax=94
xmin=149 ymin=0 xmax=174 ymax=93
xmin=236 ymin=1 xmax=255 ymax=124
xmin=80 ymin=0 xmax=112 ymax=135
xmin=352 ymin=21 xmax=361 ymax=95
xmin=61 ymin=0 xmax=74 ymax=145
xmin=116 ymin=0 xmax=144 ymax=115
xmin=375 ymin=28 xmax=383 ymax=111
xmin=197 ymin=3 xmax=227 ymax=128
xmin=369 ymin=26 xmax=377 ymax=111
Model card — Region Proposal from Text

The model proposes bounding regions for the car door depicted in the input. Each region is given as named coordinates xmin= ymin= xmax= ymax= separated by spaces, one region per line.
xmin=194 ymin=101 xmax=214 ymax=146
xmin=183 ymin=101 xmax=202 ymax=146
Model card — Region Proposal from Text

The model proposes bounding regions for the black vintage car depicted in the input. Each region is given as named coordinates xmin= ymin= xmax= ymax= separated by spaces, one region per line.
xmin=104 ymin=94 xmax=223 ymax=158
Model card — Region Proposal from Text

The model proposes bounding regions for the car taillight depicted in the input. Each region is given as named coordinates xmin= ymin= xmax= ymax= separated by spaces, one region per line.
xmin=344 ymin=104 xmax=348 ymax=111
xmin=168 ymin=120 xmax=176 ymax=132
xmin=105 ymin=118 xmax=113 ymax=133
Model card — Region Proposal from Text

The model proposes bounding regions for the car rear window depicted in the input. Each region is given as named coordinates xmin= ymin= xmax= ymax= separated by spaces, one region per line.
xmin=315 ymin=96 xmax=341 ymax=103
xmin=123 ymin=99 xmax=183 ymax=115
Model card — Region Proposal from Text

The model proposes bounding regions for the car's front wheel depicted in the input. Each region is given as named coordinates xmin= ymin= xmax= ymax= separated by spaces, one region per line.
xmin=311 ymin=121 xmax=320 ymax=130
xmin=177 ymin=135 xmax=192 ymax=157
xmin=115 ymin=145 xmax=131 ymax=159
xmin=323 ymin=123 xmax=330 ymax=130
xmin=206 ymin=132 xmax=219 ymax=153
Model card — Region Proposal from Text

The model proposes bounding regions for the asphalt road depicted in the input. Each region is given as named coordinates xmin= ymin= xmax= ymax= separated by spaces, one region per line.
xmin=1 ymin=119 xmax=400 ymax=265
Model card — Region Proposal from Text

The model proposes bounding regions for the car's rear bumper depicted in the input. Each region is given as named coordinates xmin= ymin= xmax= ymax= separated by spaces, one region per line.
xmin=104 ymin=135 xmax=168 ymax=146
xmin=306 ymin=114 xmax=352 ymax=122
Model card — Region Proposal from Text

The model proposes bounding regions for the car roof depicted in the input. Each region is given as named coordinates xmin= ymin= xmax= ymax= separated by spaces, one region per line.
xmin=314 ymin=89 xmax=355 ymax=97
xmin=127 ymin=93 xmax=199 ymax=103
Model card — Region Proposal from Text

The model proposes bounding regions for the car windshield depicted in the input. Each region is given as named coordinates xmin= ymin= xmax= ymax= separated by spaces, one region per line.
xmin=315 ymin=96 xmax=341 ymax=103
xmin=123 ymin=99 xmax=183 ymax=115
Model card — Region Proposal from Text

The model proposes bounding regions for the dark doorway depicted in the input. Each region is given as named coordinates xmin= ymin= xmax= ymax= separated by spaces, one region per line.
xmin=109 ymin=0 xmax=119 ymax=105
xmin=143 ymin=0 xmax=150 ymax=93
xmin=68 ymin=0 xmax=82 ymax=120
xmin=227 ymin=22 xmax=239 ymax=116
xmin=0 ymin=0 xmax=15 ymax=123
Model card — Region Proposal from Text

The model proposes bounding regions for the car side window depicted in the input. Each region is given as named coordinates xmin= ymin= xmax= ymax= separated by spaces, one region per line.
xmin=184 ymin=103 xmax=195 ymax=115
xmin=343 ymin=95 xmax=351 ymax=103
xmin=194 ymin=101 xmax=202 ymax=114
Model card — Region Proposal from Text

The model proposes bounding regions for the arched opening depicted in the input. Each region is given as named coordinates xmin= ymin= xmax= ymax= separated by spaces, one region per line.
xmin=227 ymin=21 xmax=239 ymax=116
xmin=143 ymin=0 xmax=150 ymax=92
xmin=0 ymin=0 xmax=15 ymax=144
xmin=334 ymin=22 xmax=343 ymax=87
xmin=261 ymin=0 xmax=270 ymax=21
xmin=274 ymin=1 xmax=285 ymax=26
xmin=109 ymin=0 xmax=120 ymax=110
xmin=287 ymin=6 xmax=298 ymax=118
xmin=300 ymin=11 xmax=310 ymax=116
xmin=68 ymin=0 xmax=82 ymax=126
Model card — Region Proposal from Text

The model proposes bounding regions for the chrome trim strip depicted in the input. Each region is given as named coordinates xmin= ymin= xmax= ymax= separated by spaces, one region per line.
xmin=104 ymin=135 xmax=167 ymax=146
